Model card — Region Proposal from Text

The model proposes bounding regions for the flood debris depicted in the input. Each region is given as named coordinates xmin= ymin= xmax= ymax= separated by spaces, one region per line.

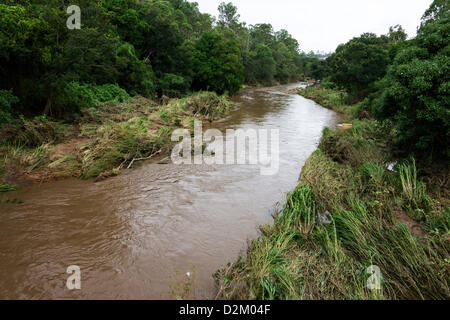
xmin=337 ymin=123 xmax=353 ymax=130
xmin=0 ymin=184 xmax=19 ymax=192
xmin=317 ymin=210 xmax=332 ymax=225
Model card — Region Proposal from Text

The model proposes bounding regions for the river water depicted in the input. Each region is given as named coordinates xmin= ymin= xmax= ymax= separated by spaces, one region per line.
xmin=0 ymin=83 xmax=340 ymax=299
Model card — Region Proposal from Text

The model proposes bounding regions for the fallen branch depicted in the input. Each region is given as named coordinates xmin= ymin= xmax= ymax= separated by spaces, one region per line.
xmin=127 ymin=149 xmax=162 ymax=169
xmin=116 ymin=158 xmax=128 ymax=171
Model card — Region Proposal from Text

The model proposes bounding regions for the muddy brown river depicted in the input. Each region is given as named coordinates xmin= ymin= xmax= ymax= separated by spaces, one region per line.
xmin=0 ymin=83 xmax=340 ymax=299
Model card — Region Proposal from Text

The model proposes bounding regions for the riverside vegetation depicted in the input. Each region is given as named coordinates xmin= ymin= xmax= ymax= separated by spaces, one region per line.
xmin=216 ymin=92 xmax=450 ymax=300
xmin=216 ymin=0 xmax=449 ymax=300
xmin=0 ymin=0 xmax=325 ymax=188
xmin=0 ymin=0 xmax=448 ymax=301
xmin=0 ymin=91 xmax=232 ymax=185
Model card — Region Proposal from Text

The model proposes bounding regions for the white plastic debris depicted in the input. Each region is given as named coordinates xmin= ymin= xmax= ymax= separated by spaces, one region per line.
xmin=386 ymin=162 xmax=397 ymax=172
xmin=317 ymin=211 xmax=331 ymax=226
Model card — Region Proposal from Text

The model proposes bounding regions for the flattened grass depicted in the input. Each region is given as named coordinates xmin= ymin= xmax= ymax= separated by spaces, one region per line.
xmin=0 ymin=92 xmax=233 ymax=182
xmin=218 ymin=119 xmax=450 ymax=300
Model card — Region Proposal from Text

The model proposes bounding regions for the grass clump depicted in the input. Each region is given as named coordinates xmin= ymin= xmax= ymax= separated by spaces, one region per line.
xmin=298 ymin=84 xmax=349 ymax=114
xmin=397 ymin=159 xmax=433 ymax=212
xmin=0 ymin=116 xmax=61 ymax=147
xmin=184 ymin=92 xmax=232 ymax=120
xmin=218 ymin=176 xmax=450 ymax=300
xmin=1 ymin=197 xmax=24 ymax=204
xmin=81 ymin=118 xmax=162 ymax=179
xmin=0 ymin=184 xmax=18 ymax=192
xmin=318 ymin=120 xmax=394 ymax=168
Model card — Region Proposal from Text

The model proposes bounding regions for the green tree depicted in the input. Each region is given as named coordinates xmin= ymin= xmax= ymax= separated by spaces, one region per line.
xmin=388 ymin=25 xmax=408 ymax=43
xmin=218 ymin=2 xmax=240 ymax=31
xmin=0 ymin=90 xmax=19 ymax=125
xmin=192 ymin=30 xmax=244 ymax=94
xmin=420 ymin=0 xmax=450 ymax=28
xmin=373 ymin=16 xmax=450 ymax=158
xmin=249 ymin=24 xmax=274 ymax=49
xmin=245 ymin=44 xmax=276 ymax=84
xmin=116 ymin=42 xmax=156 ymax=97
xmin=328 ymin=33 xmax=390 ymax=97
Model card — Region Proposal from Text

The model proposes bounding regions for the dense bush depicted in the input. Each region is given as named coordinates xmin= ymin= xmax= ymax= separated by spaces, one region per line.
xmin=0 ymin=90 xmax=18 ymax=125
xmin=327 ymin=33 xmax=390 ymax=97
xmin=158 ymin=73 xmax=190 ymax=97
xmin=63 ymin=82 xmax=130 ymax=110
xmin=373 ymin=16 xmax=450 ymax=158
xmin=192 ymin=30 xmax=244 ymax=95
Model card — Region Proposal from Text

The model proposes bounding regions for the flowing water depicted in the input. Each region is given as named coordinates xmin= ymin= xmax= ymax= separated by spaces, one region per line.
xmin=0 ymin=83 xmax=340 ymax=299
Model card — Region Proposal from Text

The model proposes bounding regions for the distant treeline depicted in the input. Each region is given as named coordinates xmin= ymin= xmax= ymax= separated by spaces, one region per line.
xmin=0 ymin=0 xmax=323 ymax=118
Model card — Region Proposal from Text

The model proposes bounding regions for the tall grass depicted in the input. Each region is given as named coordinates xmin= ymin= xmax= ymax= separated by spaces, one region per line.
xmin=218 ymin=120 xmax=449 ymax=301
xmin=397 ymin=159 xmax=432 ymax=211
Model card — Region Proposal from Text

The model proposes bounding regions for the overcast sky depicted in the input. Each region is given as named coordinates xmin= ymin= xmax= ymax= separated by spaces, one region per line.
xmin=189 ymin=0 xmax=433 ymax=53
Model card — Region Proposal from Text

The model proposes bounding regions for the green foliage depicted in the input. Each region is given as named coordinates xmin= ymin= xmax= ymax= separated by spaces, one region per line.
xmin=1 ymin=197 xmax=24 ymax=204
xmin=0 ymin=0 xmax=326 ymax=118
xmin=218 ymin=2 xmax=241 ymax=30
xmin=397 ymin=159 xmax=433 ymax=211
xmin=373 ymin=16 xmax=450 ymax=158
xmin=0 ymin=117 xmax=59 ymax=147
xmin=63 ymin=82 xmax=130 ymax=110
xmin=192 ymin=30 xmax=244 ymax=94
xmin=245 ymin=44 xmax=276 ymax=85
xmin=0 ymin=184 xmax=18 ymax=192
xmin=359 ymin=162 xmax=385 ymax=189
xmin=297 ymin=84 xmax=349 ymax=114
xmin=116 ymin=42 xmax=156 ymax=97
xmin=0 ymin=90 xmax=19 ymax=125
xmin=158 ymin=73 xmax=189 ymax=97
xmin=420 ymin=0 xmax=450 ymax=28
xmin=328 ymin=33 xmax=390 ymax=97
xmin=387 ymin=25 xmax=408 ymax=43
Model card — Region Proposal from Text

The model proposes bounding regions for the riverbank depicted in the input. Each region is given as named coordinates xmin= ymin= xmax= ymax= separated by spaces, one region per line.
xmin=0 ymin=92 xmax=232 ymax=187
xmin=216 ymin=85 xmax=449 ymax=300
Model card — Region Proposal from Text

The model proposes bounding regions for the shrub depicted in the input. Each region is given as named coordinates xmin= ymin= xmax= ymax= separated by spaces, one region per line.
xmin=0 ymin=90 xmax=19 ymax=125
xmin=63 ymin=82 xmax=130 ymax=110
xmin=373 ymin=17 xmax=450 ymax=159
xmin=158 ymin=73 xmax=189 ymax=97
